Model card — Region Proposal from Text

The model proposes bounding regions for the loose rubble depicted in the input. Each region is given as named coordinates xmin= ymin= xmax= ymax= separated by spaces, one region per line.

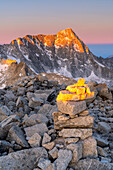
xmin=0 ymin=75 xmax=113 ymax=170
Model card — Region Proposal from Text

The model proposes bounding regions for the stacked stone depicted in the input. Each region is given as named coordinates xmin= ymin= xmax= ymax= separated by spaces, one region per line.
xmin=53 ymin=99 xmax=98 ymax=165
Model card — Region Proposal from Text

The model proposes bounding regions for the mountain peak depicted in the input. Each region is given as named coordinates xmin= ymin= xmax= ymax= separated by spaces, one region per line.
xmin=11 ymin=28 xmax=89 ymax=54
xmin=57 ymin=28 xmax=74 ymax=34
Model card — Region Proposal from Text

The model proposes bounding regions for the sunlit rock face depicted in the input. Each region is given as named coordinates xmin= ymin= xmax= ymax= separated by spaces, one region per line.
xmin=0 ymin=62 xmax=33 ymax=89
xmin=11 ymin=28 xmax=89 ymax=54
xmin=0 ymin=28 xmax=113 ymax=80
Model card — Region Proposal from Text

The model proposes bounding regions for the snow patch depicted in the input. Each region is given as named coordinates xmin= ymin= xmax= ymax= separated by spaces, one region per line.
xmin=0 ymin=64 xmax=8 ymax=72
xmin=0 ymin=83 xmax=6 ymax=89
xmin=53 ymin=66 xmax=72 ymax=78
xmin=7 ymin=56 xmax=20 ymax=63
xmin=57 ymin=60 xmax=62 ymax=65
xmin=36 ymin=53 xmax=39 ymax=57
xmin=94 ymin=59 xmax=105 ymax=67
xmin=24 ymin=55 xmax=30 ymax=61
xmin=28 ymin=65 xmax=38 ymax=74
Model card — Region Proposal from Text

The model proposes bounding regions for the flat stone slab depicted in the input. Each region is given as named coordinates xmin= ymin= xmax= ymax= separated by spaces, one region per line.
xmin=57 ymin=100 xmax=86 ymax=117
xmin=53 ymin=112 xmax=94 ymax=130
xmin=59 ymin=128 xmax=92 ymax=140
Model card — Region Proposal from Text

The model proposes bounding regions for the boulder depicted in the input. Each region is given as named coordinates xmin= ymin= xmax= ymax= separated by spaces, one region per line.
xmin=7 ymin=125 xmax=29 ymax=148
xmin=38 ymin=104 xmax=57 ymax=118
xmin=97 ymin=146 xmax=108 ymax=157
xmin=82 ymin=137 xmax=97 ymax=158
xmin=96 ymin=83 xmax=112 ymax=100
xmin=97 ymin=122 xmax=111 ymax=133
xmin=0 ymin=123 xmax=18 ymax=140
xmin=96 ymin=137 xmax=109 ymax=147
xmin=17 ymin=87 xmax=26 ymax=96
xmin=0 ymin=140 xmax=13 ymax=153
xmin=37 ymin=158 xmax=51 ymax=170
xmin=67 ymin=143 xmax=82 ymax=163
xmin=0 ymin=147 xmax=48 ymax=170
xmin=73 ymin=158 xmax=113 ymax=170
xmin=49 ymin=147 xmax=58 ymax=159
xmin=28 ymin=133 xmax=41 ymax=147
xmin=54 ymin=149 xmax=72 ymax=170
xmin=0 ymin=106 xmax=12 ymax=121
xmin=42 ymin=133 xmax=51 ymax=145
xmin=28 ymin=97 xmax=43 ymax=108
xmin=4 ymin=91 xmax=16 ymax=101
xmin=22 ymin=114 xmax=48 ymax=127
xmin=0 ymin=115 xmax=20 ymax=128
xmin=24 ymin=123 xmax=48 ymax=137
xmin=16 ymin=96 xmax=25 ymax=107
xmin=57 ymin=100 xmax=86 ymax=117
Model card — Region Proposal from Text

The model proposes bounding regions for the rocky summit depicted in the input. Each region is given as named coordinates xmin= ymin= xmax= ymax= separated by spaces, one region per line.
xmin=0 ymin=28 xmax=113 ymax=85
xmin=0 ymin=75 xmax=113 ymax=170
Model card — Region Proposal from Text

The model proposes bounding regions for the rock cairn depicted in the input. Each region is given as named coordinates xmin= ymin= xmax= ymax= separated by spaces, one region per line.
xmin=53 ymin=79 xmax=98 ymax=167
xmin=0 ymin=75 xmax=113 ymax=170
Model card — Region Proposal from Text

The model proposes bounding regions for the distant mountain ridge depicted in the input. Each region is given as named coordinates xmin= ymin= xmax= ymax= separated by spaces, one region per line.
xmin=107 ymin=55 xmax=113 ymax=61
xmin=0 ymin=28 xmax=113 ymax=81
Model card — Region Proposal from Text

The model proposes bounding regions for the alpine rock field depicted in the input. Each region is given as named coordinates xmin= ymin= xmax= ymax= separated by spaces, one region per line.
xmin=0 ymin=29 xmax=113 ymax=170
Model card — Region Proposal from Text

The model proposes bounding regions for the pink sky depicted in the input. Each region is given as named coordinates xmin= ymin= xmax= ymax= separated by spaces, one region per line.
xmin=0 ymin=0 xmax=113 ymax=44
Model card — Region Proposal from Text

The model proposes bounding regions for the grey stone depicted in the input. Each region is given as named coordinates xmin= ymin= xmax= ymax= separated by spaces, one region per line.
xmin=0 ymin=147 xmax=48 ymax=170
xmin=28 ymin=133 xmax=41 ymax=147
xmin=59 ymin=128 xmax=92 ymax=140
xmin=16 ymin=96 xmax=25 ymax=107
xmin=27 ymin=92 xmax=34 ymax=99
xmin=55 ymin=149 xmax=72 ymax=170
xmin=38 ymin=158 xmax=51 ymax=170
xmin=0 ymin=123 xmax=18 ymax=140
xmin=34 ymin=93 xmax=48 ymax=101
xmin=42 ymin=133 xmax=51 ymax=145
xmin=24 ymin=123 xmax=48 ymax=137
xmin=96 ymin=137 xmax=109 ymax=147
xmin=17 ymin=87 xmax=26 ymax=96
xmin=46 ymin=163 xmax=55 ymax=170
xmin=0 ymin=106 xmax=12 ymax=121
xmin=23 ymin=114 xmax=48 ymax=127
xmin=57 ymin=100 xmax=86 ymax=117
xmin=0 ymin=140 xmax=13 ymax=152
xmin=0 ymin=115 xmax=20 ymax=128
xmin=28 ymin=97 xmax=43 ymax=108
xmin=7 ymin=125 xmax=29 ymax=148
xmin=101 ymin=157 xmax=111 ymax=163
xmin=74 ymin=158 xmax=113 ymax=170
xmin=97 ymin=146 xmax=108 ymax=157
xmin=82 ymin=137 xmax=97 ymax=158
xmin=4 ymin=91 xmax=15 ymax=101
xmin=38 ymin=104 xmax=57 ymax=118
xmin=97 ymin=122 xmax=111 ymax=133
xmin=67 ymin=143 xmax=82 ymax=163
xmin=49 ymin=147 xmax=58 ymax=159
xmin=109 ymin=142 xmax=113 ymax=149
